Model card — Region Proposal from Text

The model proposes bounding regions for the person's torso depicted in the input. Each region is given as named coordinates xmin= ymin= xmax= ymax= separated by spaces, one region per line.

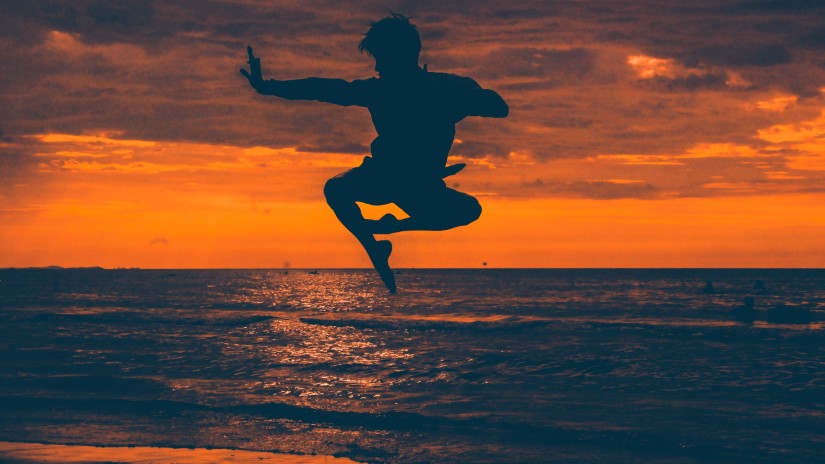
xmin=366 ymin=71 xmax=472 ymax=176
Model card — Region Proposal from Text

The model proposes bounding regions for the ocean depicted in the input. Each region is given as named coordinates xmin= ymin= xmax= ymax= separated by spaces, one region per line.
xmin=1 ymin=268 xmax=824 ymax=463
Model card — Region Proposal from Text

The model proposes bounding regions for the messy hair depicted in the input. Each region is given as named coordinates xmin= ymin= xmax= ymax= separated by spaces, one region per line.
xmin=358 ymin=13 xmax=421 ymax=61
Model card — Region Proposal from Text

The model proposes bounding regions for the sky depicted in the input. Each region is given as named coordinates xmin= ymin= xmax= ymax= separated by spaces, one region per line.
xmin=2 ymin=0 xmax=825 ymax=268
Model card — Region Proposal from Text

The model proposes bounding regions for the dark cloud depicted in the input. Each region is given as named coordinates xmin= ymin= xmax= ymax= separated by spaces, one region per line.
xmin=0 ymin=148 xmax=34 ymax=180
xmin=479 ymin=47 xmax=596 ymax=80
xmin=297 ymin=142 xmax=369 ymax=154
xmin=645 ymin=72 xmax=731 ymax=91
xmin=451 ymin=140 xmax=511 ymax=159
xmin=753 ymin=19 xmax=796 ymax=34
xmin=795 ymin=26 xmax=825 ymax=49
xmin=0 ymin=141 xmax=41 ymax=201
xmin=0 ymin=129 xmax=13 ymax=144
xmin=1 ymin=0 xmax=825 ymax=202
xmin=542 ymin=116 xmax=593 ymax=129
xmin=2 ymin=0 xmax=161 ymax=46
xmin=83 ymin=1 xmax=158 ymax=42
xmin=492 ymin=9 xmax=553 ymax=20
xmin=568 ymin=180 xmax=659 ymax=200
xmin=499 ymin=80 xmax=563 ymax=91
xmin=685 ymin=44 xmax=792 ymax=68
xmin=721 ymin=0 xmax=825 ymax=13
xmin=522 ymin=178 xmax=660 ymax=200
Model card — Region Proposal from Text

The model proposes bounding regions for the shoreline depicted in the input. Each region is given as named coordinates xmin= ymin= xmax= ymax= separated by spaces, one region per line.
xmin=0 ymin=441 xmax=361 ymax=464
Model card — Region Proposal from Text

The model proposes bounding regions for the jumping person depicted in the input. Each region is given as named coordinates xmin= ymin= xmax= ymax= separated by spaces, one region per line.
xmin=240 ymin=14 xmax=508 ymax=293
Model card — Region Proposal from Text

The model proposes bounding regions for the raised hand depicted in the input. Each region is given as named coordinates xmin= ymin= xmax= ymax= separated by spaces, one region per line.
xmin=240 ymin=46 xmax=264 ymax=90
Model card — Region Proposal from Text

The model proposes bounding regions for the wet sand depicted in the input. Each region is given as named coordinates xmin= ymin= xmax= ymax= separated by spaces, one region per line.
xmin=0 ymin=441 xmax=361 ymax=463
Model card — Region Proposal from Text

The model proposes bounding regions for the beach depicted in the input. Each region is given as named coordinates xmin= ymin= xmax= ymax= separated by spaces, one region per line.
xmin=0 ymin=441 xmax=358 ymax=463
xmin=1 ymin=268 xmax=824 ymax=463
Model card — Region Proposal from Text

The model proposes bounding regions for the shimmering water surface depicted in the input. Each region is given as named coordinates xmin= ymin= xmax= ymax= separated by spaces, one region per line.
xmin=1 ymin=269 xmax=824 ymax=463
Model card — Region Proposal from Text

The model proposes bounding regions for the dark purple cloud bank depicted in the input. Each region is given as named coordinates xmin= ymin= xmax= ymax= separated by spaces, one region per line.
xmin=2 ymin=0 xmax=825 ymax=199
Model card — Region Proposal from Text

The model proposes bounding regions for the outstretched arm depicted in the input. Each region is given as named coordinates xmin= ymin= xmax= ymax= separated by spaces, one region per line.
xmin=451 ymin=76 xmax=508 ymax=118
xmin=240 ymin=46 xmax=368 ymax=107
xmin=466 ymin=88 xmax=509 ymax=118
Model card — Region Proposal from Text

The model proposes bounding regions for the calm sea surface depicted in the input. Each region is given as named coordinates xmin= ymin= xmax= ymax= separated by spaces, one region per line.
xmin=1 ymin=269 xmax=824 ymax=463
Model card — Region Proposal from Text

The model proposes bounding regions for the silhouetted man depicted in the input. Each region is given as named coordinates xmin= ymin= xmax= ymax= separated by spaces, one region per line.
xmin=241 ymin=14 xmax=508 ymax=293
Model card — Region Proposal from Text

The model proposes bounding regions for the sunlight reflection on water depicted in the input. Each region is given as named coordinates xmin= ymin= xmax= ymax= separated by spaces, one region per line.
xmin=2 ymin=269 xmax=825 ymax=463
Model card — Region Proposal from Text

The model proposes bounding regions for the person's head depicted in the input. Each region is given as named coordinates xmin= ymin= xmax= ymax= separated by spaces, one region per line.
xmin=359 ymin=13 xmax=421 ymax=78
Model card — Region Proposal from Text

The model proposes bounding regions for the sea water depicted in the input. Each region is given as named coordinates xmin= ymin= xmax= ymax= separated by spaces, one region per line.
xmin=1 ymin=269 xmax=824 ymax=463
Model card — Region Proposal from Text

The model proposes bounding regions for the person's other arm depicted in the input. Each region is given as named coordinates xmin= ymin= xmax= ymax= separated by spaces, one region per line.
xmin=240 ymin=46 xmax=368 ymax=107
xmin=467 ymin=88 xmax=508 ymax=118
xmin=458 ymin=77 xmax=509 ymax=118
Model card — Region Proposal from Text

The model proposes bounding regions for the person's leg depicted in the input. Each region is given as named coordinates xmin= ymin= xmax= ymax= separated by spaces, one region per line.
xmin=323 ymin=174 xmax=374 ymax=246
xmin=368 ymin=187 xmax=482 ymax=234
xmin=323 ymin=169 xmax=396 ymax=292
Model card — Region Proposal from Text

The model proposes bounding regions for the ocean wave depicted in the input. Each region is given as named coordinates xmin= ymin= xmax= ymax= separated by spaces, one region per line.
xmin=2 ymin=376 xmax=168 ymax=397
xmin=12 ymin=312 xmax=277 ymax=327
xmin=298 ymin=315 xmax=551 ymax=332
xmin=0 ymin=395 xmax=733 ymax=460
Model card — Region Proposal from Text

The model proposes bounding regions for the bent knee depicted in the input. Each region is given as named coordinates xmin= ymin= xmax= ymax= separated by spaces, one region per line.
xmin=324 ymin=177 xmax=345 ymax=202
xmin=465 ymin=198 xmax=482 ymax=223
xmin=454 ymin=197 xmax=482 ymax=226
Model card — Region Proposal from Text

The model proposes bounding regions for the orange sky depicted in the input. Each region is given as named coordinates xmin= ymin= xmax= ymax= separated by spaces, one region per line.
xmin=2 ymin=1 xmax=825 ymax=268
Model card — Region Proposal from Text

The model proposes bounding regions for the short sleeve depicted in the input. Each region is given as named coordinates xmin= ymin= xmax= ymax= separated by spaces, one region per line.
xmin=440 ymin=74 xmax=486 ymax=120
xmin=457 ymin=76 xmax=482 ymax=92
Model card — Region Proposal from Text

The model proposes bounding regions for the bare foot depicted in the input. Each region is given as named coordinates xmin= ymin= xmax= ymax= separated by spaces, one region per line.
xmin=365 ymin=239 xmax=395 ymax=293
xmin=368 ymin=214 xmax=400 ymax=235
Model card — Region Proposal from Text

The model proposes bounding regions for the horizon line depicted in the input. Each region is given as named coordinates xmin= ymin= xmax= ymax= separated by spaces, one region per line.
xmin=3 ymin=266 xmax=825 ymax=271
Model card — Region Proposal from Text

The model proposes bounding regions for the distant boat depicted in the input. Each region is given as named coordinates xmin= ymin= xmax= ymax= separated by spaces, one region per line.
xmin=702 ymin=280 xmax=715 ymax=294
xmin=307 ymin=270 xmax=319 ymax=275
